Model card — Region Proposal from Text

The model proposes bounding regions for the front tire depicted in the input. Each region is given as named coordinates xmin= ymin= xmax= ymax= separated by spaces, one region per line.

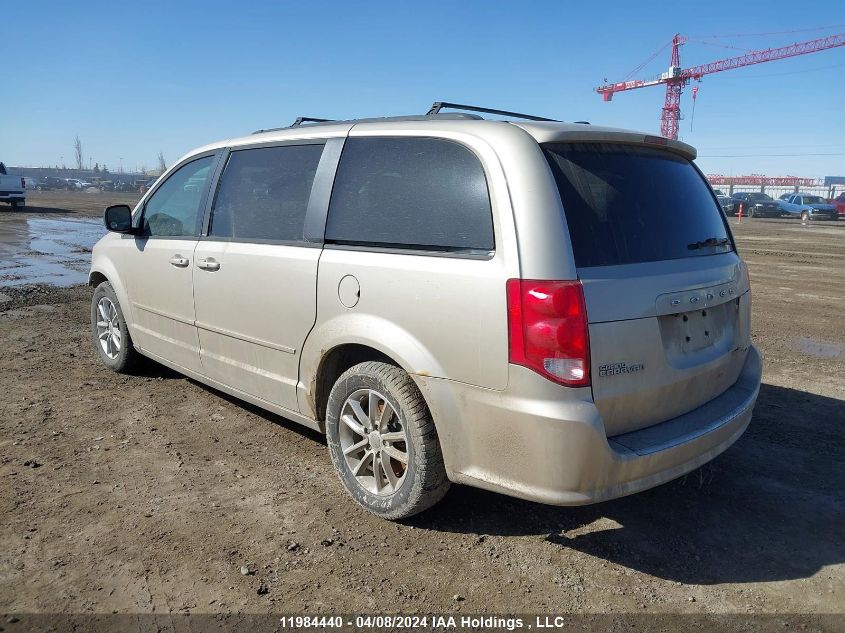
xmin=91 ymin=281 xmax=138 ymax=373
xmin=801 ymin=211 xmax=810 ymax=223
xmin=325 ymin=361 xmax=450 ymax=520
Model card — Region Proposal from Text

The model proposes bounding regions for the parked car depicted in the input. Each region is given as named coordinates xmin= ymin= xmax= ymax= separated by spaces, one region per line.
xmin=0 ymin=162 xmax=25 ymax=208
xmin=780 ymin=193 xmax=838 ymax=221
xmin=716 ymin=194 xmax=735 ymax=215
xmin=828 ymin=192 xmax=845 ymax=217
xmin=730 ymin=192 xmax=780 ymax=218
xmin=110 ymin=181 xmax=132 ymax=192
xmin=36 ymin=176 xmax=67 ymax=190
xmin=65 ymin=178 xmax=84 ymax=190
xmin=23 ymin=177 xmax=40 ymax=189
xmin=90 ymin=105 xmax=761 ymax=519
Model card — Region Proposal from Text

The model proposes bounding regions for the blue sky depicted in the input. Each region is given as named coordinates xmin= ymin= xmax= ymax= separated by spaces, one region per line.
xmin=4 ymin=0 xmax=844 ymax=178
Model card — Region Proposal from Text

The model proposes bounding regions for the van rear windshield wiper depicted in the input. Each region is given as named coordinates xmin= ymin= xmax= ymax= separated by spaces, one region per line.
xmin=688 ymin=237 xmax=730 ymax=250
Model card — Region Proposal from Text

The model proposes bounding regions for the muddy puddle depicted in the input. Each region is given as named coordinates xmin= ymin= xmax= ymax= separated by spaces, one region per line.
xmin=0 ymin=215 xmax=105 ymax=287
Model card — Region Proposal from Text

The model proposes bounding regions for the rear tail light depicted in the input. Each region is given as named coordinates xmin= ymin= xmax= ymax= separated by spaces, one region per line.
xmin=506 ymin=279 xmax=590 ymax=387
xmin=21 ymin=178 xmax=25 ymax=188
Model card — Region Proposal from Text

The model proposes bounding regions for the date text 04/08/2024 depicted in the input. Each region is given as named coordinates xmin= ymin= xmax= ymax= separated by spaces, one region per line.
xmin=278 ymin=615 xmax=578 ymax=630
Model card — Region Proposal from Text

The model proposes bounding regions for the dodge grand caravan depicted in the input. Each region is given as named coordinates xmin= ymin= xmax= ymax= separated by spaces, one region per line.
xmin=89 ymin=102 xmax=762 ymax=519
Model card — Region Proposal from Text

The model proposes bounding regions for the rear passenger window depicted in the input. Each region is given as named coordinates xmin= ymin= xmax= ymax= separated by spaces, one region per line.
xmin=209 ymin=144 xmax=324 ymax=242
xmin=325 ymin=137 xmax=493 ymax=252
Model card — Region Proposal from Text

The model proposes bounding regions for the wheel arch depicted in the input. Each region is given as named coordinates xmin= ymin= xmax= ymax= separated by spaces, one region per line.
xmin=298 ymin=315 xmax=447 ymax=425
xmin=309 ymin=343 xmax=395 ymax=424
xmin=88 ymin=265 xmax=135 ymax=334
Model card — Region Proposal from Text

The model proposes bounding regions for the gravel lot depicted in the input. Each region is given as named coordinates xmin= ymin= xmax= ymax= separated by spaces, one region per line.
xmin=1 ymin=193 xmax=843 ymax=620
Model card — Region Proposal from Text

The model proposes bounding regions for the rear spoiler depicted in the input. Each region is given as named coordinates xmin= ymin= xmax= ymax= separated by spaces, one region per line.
xmin=513 ymin=123 xmax=697 ymax=160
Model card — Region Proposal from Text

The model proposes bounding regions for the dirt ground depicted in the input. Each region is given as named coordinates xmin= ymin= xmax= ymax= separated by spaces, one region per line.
xmin=1 ymin=192 xmax=843 ymax=619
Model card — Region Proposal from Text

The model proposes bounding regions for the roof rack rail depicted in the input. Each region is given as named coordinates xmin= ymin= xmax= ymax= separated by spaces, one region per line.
xmin=252 ymin=116 xmax=334 ymax=134
xmin=290 ymin=116 xmax=333 ymax=127
xmin=427 ymin=101 xmax=558 ymax=122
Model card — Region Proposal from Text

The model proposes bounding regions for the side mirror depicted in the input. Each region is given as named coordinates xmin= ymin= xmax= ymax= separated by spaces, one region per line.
xmin=104 ymin=204 xmax=135 ymax=234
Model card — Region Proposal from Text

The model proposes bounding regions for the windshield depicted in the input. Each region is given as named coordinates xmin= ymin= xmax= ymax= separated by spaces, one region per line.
xmin=748 ymin=193 xmax=773 ymax=201
xmin=543 ymin=143 xmax=732 ymax=268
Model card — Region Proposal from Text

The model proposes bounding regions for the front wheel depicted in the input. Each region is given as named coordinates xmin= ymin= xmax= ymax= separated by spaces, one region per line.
xmin=325 ymin=361 xmax=450 ymax=520
xmin=801 ymin=211 xmax=810 ymax=223
xmin=746 ymin=206 xmax=755 ymax=218
xmin=91 ymin=281 xmax=138 ymax=372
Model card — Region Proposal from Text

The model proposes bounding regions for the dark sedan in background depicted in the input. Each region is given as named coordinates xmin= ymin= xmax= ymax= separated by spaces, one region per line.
xmin=730 ymin=192 xmax=781 ymax=218
xmin=35 ymin=176 xmax=68 ymax=190
xmin=716 ymin=194 xmax=736 ymax=215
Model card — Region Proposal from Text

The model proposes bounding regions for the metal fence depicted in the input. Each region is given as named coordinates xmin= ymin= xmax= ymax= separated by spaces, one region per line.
xmin=709 ymin=183 xmax=843 ymax=199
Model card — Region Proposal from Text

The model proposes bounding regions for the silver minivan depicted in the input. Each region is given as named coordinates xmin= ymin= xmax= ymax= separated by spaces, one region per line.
xmin=90 ymin=103 xmax=762 ymax=519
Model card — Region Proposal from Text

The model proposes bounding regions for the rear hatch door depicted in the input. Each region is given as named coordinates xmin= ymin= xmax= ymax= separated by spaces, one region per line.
xmin=543 ymin=142 xmax=752 ymax=436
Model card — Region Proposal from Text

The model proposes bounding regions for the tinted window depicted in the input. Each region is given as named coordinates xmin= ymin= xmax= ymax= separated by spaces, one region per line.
xmin=209 ymin=144 xmax=324 ymax=242
xmin=142 ymin=155 xmax=215 ymax=237
xmin=543 ymin=143 xmax=732 ymax=268
xmin=325 ymin=137 xmax=493 ymax=252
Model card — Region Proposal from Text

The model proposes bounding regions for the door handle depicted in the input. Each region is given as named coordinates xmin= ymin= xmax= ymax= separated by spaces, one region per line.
xmin=169 ymin=255 xmax=189 ymax=267
xmin=197 ymin=257 xmax=221 ymax=271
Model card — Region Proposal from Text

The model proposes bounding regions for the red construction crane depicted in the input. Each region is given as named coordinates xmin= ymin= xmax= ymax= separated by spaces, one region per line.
xmin=596 ymin=32 xmax=845 ymax=140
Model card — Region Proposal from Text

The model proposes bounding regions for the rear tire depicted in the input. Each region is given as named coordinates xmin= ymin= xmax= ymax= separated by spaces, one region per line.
xmin=325 ymin=361 xmax=450 ymax=520
xmin=91 ymin=281 xmax=138 ymax=373
xmin=746 ymin=207 xmax=755 ymax=218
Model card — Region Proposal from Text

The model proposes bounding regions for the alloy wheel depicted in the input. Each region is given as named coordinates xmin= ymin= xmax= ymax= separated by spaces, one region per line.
xmin=95 ymin=297 xmax=121 ymax=359
xmin=338 ymin=388 xmax=409 ymax=495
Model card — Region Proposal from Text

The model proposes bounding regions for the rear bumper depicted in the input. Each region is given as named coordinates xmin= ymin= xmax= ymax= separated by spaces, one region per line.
xmin=0 ymin=192 xmax=25 ymax=202
xmin=416 ymin=345 xmax=762 ymax=506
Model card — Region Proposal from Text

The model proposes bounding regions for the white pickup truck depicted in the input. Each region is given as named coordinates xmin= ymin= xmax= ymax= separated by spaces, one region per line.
xmin=0 ymin=162 xmax=26 ymax=208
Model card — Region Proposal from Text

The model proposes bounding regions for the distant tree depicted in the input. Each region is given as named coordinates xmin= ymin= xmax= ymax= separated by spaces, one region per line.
xmin=102 ymin=164 xmax=109 ymax=173
xmin=157 ymin=151 xmax=167 ymax=173
xmin=93 ymin=163 xmax=100 ymax=173
xmin=74 ymin=136 xmax=84 ymax=170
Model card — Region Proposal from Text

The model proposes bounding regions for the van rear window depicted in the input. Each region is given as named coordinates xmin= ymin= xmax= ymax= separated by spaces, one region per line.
xmin=543 ymin=143 xmax=732 ymax=268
